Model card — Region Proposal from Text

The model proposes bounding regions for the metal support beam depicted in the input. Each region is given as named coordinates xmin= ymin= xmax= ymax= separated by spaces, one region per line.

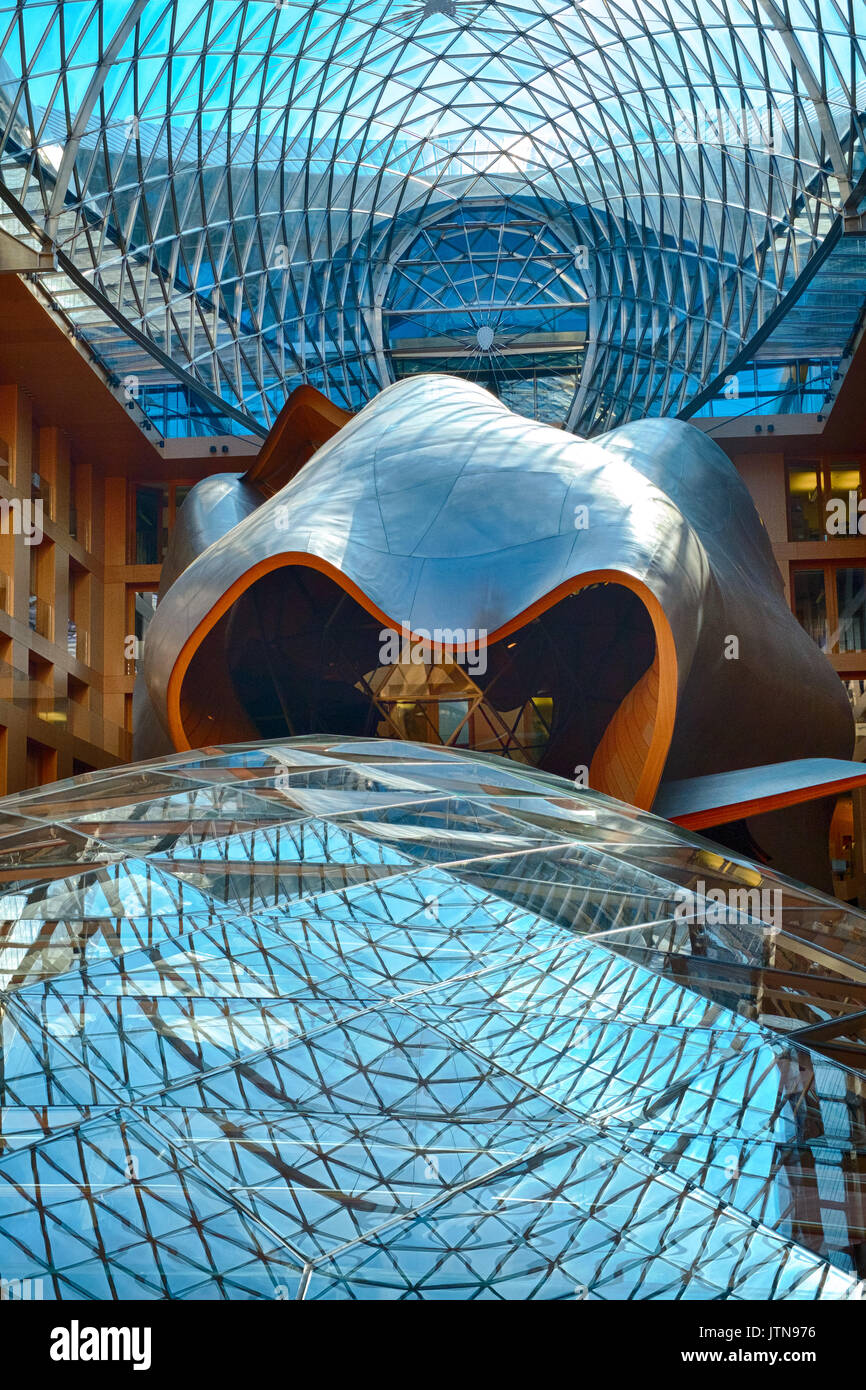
xmin=749 ymin=0 xmax=852 ymax=203
xmin=45 ymin=1 xmax=151 ymax=239
xmin=0 ymin=226 xmax=56 ymax=274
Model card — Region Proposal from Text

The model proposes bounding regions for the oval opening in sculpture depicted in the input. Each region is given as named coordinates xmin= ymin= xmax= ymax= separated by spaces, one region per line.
xmin=167 ymin=555 xmax=678 ymax=809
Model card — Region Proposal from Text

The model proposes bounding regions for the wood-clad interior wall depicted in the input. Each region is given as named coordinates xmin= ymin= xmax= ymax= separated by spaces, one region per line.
xmin=0 ymin=274 xmax=254 ymax=795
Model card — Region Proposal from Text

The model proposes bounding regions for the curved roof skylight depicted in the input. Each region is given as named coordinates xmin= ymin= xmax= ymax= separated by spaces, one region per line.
xmin=0 ymin=1 xmax=862 ymax=431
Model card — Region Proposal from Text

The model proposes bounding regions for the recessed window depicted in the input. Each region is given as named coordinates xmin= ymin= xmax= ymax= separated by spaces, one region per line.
xmin=130 ymin=482 xmax=194 ymax=564
xmin=786 ymin=460 xmax=866 ymax=540
xmin=67 ymin=561 xmax=90 ymax=665
xmin=28 ymin=539 xmax=54 ymax=640
xmin=787 ymin=465 xmax=821 ymax=541
xmin=133 ymin=485 xmax=166 ymax=564
xmin=835 ymin=568 xmax=866 ymax=652
xmin=792 ymin=563 xmax=866 ymax=653
xmin=134 ymin=590 xmax=158 ymax=645
xmin=793 ymin=569 xmax=827 ymax=649
xmin=126 ymin=588 xmax=159 ymax=673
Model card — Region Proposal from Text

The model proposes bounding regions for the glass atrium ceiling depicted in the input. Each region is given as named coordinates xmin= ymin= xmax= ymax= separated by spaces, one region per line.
xmin=0 ymin=1 xmax=863 ymax=434
xmin=4 ymin=737 xmax=866 ymax=1298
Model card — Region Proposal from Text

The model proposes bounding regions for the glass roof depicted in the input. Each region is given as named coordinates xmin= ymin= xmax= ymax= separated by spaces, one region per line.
xmin=2 ymin=737 xmax=866 ymax=1298
xmin=0 ymin=1 xmax=863 ymax=432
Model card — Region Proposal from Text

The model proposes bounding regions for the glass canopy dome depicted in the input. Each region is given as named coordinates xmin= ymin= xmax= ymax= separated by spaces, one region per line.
xmin=2 ymin=737 xmax=866 ymax=1299
xmin=0 ymin=1 xmax=863 ymax=432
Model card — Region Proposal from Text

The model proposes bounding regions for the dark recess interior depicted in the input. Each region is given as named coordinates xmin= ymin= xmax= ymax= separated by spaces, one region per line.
xmin=222 ymin=567 xmax=656 ymax=778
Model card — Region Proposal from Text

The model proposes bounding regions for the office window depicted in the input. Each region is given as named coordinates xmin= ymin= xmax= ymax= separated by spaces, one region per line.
xmin=792 ymin=563 xmax=866 ymax=654
xmin=133 ymin=485 xmax=166 ymax=564
xmin=67 ymin=562 xmax=90 ymax=665
xmin=127 ymin=589 xmax=159 ymax=673
xmin=793 ymin=569 xmax=827 ymax=649
xmin=836 ymin=568 xmax=866 ymax=652
xmin=130 ymin=482 xmax=194 ymax=564
xmin=787 ymin=465 xmax=822 ymax=541
xmin=28 ymin=539 xmax=54 ymax=640
xmin=827 ymin=466 xmax=862 ymax=516
xmin=786 ymin=460 xmax=866 ymax=540
xmin=134 ymin=590 xmax=158 ymax=643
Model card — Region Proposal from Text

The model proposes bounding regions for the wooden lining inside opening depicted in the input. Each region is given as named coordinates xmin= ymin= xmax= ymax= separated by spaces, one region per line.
xmin=167 ymin=556 xmax=678 ymax=809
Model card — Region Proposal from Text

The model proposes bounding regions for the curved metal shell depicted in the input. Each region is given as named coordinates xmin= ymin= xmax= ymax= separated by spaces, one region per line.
xmin=138 ymin=374 xmax=852 ymax=816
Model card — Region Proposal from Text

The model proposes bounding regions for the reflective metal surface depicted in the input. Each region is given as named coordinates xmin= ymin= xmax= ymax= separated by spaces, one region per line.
xmin=655 ymin=757 xmax=866 ymax=828
xmin=1 ymin=738 xmax=866 ymax=1299
xmin=138 ymin=374 xmax=852 ymax=879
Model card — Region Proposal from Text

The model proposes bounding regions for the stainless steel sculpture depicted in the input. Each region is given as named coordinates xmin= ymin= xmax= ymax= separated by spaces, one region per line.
xmin=135 ymin=373 xmax=851 ymax=887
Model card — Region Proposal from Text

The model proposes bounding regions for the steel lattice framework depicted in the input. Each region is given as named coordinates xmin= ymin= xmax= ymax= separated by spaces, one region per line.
xmin=0 ymin=0 xmax=863 ymax=433
xmin=2 ymin=737 xmax=866 ymax=1298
